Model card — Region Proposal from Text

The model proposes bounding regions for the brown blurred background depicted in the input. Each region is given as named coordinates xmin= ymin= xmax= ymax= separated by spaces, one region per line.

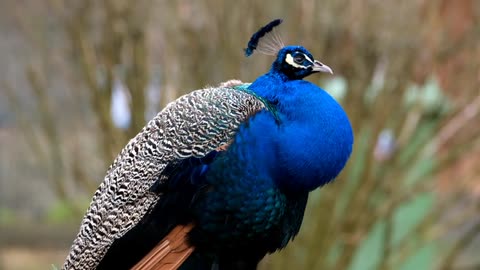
xmin=0 ymin=0 xmax=479 ymax=269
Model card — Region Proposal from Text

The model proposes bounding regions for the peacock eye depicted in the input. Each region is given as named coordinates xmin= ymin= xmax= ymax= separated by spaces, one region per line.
xmin=293 ymin=54 xmax=305 ymax=64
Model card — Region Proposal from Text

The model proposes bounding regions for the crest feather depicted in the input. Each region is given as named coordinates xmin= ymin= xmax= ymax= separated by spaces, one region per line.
xmin=244 ymin=19 xmax=284 ymax=57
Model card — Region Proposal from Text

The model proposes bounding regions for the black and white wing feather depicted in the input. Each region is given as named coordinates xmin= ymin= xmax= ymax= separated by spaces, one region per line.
xmin=62 ymin=85 xmax=266 ymax=270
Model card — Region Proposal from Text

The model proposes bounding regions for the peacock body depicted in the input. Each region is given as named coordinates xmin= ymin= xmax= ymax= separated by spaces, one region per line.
xmin=63 ymin=19 xmax=353 ymax=270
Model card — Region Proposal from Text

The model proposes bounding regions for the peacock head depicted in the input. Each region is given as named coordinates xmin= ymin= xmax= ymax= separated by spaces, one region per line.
xmin=273 ymin=45 xmax=333 ymax=80
xmin=245 ymin=19 xmax=333 ymax=80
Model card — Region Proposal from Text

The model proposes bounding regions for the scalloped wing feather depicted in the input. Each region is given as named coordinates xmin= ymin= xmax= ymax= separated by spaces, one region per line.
xmin=63 ymin=85 xmax=266 ymax=270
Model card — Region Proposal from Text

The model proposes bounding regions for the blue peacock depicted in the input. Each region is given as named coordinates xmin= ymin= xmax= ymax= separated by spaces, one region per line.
xmin=62 ymin=19 xmax=354 ymax=270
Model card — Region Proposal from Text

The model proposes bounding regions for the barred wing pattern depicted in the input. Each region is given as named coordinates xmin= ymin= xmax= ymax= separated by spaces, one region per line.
xmin=63 ymin=85 xmax=266 ymax=270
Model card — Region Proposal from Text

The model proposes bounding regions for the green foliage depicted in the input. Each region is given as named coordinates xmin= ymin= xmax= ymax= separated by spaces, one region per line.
xmin=45 ymin=200 xmax=87 ymax=224
xmin=0 ymin=207 xmax=16 ymax=225
xmin=392 ymin=193 xmax=434 ymax=247
xmin=404 ymin=77 xmax=451 ymax=116
xmin=399 ymin=244 xmax=436 ymax=270
xmin=350 ymin=222 xmax=385 ymax=270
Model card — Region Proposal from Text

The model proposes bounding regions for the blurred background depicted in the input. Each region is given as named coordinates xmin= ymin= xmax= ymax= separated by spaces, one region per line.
xmin=1 ymin=0 xmax=479 ymax=269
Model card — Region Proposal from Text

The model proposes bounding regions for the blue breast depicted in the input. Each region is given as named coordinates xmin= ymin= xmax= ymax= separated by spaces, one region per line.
xmin=190 ymin=72 xmax=353 ymax=250
xmin=247 ymin=72 xmax=354 ymax=192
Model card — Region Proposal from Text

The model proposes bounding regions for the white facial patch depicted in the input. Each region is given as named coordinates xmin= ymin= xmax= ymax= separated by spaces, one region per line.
xmin=285 ymin=53 xmax=314 ymax=69
xmin=304 ymin=54 xmax=314 ymax=64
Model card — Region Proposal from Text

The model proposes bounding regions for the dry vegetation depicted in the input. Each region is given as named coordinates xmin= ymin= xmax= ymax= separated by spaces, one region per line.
xmin=1 ymin=0 xmax=480 ymax=269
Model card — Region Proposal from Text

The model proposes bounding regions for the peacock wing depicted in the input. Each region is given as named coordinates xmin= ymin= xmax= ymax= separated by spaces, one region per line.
xmin=63 ymin=83 xmax=266 ymax=270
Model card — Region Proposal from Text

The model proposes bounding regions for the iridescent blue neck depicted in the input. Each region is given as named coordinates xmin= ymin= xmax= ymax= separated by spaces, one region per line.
xmin=247 ymin=70 xmax=288 ymax=104
xmin=247 ymin=72 xmax=354 ymax=193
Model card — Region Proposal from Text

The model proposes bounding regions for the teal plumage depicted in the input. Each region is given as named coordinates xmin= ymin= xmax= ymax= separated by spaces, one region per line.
xmin=63 ymin=19 xmax=353 ymax=270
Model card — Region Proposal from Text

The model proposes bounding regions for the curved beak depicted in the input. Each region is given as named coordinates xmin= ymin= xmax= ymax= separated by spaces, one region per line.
xmin=312 ymin=60 xmax=333 ymax=74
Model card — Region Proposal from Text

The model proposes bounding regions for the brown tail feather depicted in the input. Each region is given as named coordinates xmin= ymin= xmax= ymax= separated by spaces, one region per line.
xmin=131 ymin=224 xmax=195 ymax=270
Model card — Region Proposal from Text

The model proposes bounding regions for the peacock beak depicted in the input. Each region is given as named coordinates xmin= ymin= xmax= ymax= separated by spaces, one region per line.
xmin=312 ymin=60 xmax=333 ymax=74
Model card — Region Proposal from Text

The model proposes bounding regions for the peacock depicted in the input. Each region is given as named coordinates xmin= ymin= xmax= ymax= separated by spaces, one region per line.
xmin=63 ymin=19 xmax=354 ymax=270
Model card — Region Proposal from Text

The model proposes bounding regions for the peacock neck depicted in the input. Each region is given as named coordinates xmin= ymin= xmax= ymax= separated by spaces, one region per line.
xmin=248 ymin=71 xmax=327 ymax=122
xmin=248 ymin=70 xmax=288 ymax=103
xmin=248 ymin=72 xmax=354 ymax=193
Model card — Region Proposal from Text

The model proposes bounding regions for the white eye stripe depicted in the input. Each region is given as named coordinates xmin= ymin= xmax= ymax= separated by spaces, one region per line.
xmin=303 ymin=54 xmax=314 ymax=64
xmin=286 ymin=53 xmax=309 ymax=69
